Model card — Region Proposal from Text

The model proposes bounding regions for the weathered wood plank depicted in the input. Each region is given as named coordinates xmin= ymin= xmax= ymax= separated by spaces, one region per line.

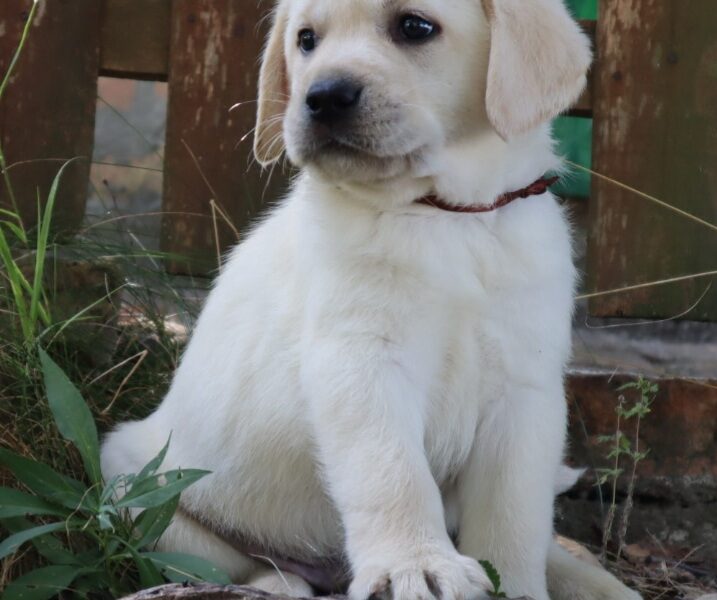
xmin=100 ymin=0 xmax=171 ymax=80
xmin=586 ymin=0 xmax=717 ymax=320
xmin=0 ymin=0 xmax=101 ymax=232
xmin=97 ymin=8 xmax=597 ymax=117
xmin=161 ymin=0 xmax=286 ymax=274
xmin=122 ymin=583 xmax=531 ymax=600
xmin=121 ymin=584 xmax=345 ymax=600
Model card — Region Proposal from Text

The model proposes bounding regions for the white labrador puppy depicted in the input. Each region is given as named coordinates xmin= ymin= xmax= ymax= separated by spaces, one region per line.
xmin=102 ymin=1 xmax=642 ymax=599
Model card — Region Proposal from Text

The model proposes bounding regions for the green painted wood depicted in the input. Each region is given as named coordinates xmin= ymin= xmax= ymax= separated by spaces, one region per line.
xmin=587 ymin=0 xmax=717 ymax=321
xmin=0 ymin=0 xmax=101 ymax=233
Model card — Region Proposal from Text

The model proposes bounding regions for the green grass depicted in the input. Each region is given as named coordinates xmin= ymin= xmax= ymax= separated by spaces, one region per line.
xmin=0 ymin=350 xmax=227 ymax=600
xmin=553 ymin=0 xmax=597 ymax=199
xmin=0 ymin=165 xmax=201 ymax=596
xmin=0 ymin=7 xmax=206 ymax=594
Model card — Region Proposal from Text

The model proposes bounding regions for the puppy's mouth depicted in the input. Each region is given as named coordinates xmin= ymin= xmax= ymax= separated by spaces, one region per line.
xmin=307 ymin=130 xmax=388 ymax=160
xmin=302 ymin=127 xmax=426 ymax=167
xmin=286 ymin=112 xmax=431 ymax=181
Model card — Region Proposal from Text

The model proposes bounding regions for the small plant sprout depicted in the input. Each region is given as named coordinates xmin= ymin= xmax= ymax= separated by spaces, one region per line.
xmin=479 ymin=560 xmax=508 ymax=598
xmin=597 ymin=377 xmax=657 ymax=562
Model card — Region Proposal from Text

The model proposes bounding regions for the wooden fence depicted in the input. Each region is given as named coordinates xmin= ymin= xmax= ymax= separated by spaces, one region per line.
xmin=0 ymin=0 xmax=715 ymax=320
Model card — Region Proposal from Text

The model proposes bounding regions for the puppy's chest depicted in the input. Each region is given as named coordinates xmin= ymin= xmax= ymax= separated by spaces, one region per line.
xmin=421 ymin=314 xmax=511 ymax=483
xmin=413 ymin=236 xmax=560 ymax=482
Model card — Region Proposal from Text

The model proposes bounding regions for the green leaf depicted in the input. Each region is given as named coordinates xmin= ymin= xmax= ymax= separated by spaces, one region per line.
xmin=133 ymin=494 xmax=180 ymax=549
xmin=69 ymin=571 xmax=111 ymax=597
xmin=634 ymin=449 xmax=651 ymax=461
xmin=0 ymin=487 xmax=68 ymax=519
xmin=33 ymin=534 xmax=81 ymax=567
xmin=39 ymin=349 xmax=102 ymax=486
xmin=1 ymin=518 xmax=79 ymax=566
xmin=478 ymin=560 xmax=505 ymax=597
xmin=0 ymin=448 xmax=85 ymax=510
xmin=0 ymin=521 xmax=72 ymax=560
xmin=135 ymin=436 xmax=172 ymax=483
xmin=99 ymin=474 xmax=124 ymax=506
xmin=622 ymin=405 xmax=642 ymax=419
xmin=97 ymin=512 xmax=114 ymax=531
xmin=2 ymin=565 xmax=87 ymax=600
xmin=117 ymin=469 xmax=210 ymax=510
xmin=126 ymin=546 xmax=166 ymax=589
xmin=142 ymin=552 xmax=231 ymax=585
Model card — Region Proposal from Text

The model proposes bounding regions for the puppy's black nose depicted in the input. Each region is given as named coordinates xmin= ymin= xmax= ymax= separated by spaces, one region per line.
xmin=306 ymin=78 xmax=363 ymax=123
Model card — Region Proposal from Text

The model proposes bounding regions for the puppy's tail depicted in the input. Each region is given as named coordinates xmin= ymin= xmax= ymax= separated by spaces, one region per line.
xmin=554 ymin=465 xmax=586 ymax=496
xmin=547 ymin=540 xmax=643 ymax=600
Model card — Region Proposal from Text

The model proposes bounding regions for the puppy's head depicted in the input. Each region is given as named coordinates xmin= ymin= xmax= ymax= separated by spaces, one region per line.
xmin=254 ymin=0 xmax=591 ymax=183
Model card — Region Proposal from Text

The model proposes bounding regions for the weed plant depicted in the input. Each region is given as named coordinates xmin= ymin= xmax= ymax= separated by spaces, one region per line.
xmin=597 ymin=378 xmax=657 ymax=562
xmin=0 ymin=5 xmax=211 ymax=596
xmin=0 ymin=350 xmax=228 ymax=599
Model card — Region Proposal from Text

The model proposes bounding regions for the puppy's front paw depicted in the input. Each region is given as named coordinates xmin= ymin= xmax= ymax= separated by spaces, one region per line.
xmin=350 ymin=546 xmax=491 ymax=600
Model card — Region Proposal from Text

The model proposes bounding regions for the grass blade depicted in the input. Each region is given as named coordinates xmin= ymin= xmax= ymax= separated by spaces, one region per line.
xmin=1 ymin=220 xmax=27 ymax=244
xmin=29 ymin=158 xmax=83 ymax=331
xmin=0 ymin=226 xmax=32 ymax=338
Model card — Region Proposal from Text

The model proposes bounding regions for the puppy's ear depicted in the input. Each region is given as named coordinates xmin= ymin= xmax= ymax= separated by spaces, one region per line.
xmin=254 ymin=2 xmax=290 ymax=166
xmin=481 ymin=0 xmax=592 ymax=139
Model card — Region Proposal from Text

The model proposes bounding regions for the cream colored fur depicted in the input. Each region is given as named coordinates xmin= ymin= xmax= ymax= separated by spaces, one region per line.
xmin=103 ymin=1 xmax=640 ymax=599
xmin=482 ymin=0 xmax=592 ymax=139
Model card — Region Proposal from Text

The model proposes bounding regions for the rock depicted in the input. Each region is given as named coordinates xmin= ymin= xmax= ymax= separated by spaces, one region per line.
xmin=623 ymin=543 xmax=651 ymax=565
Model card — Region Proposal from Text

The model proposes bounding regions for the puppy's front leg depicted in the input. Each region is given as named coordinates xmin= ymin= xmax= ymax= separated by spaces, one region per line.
xmin=457 ymin=383 xmax=567 ymax=600
xmin=303 ymin=335 xmax=489 ymax=600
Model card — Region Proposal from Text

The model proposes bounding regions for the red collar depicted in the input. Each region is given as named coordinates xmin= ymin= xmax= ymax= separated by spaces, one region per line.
xmin=415 ymin=176 xmax=559 ymax=213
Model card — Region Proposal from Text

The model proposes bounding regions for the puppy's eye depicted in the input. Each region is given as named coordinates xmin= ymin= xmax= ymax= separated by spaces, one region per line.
xmin=398 ymin=14 xmax=438 ymax=42
xmin=298 ymin=29 xmax=317 ymax=53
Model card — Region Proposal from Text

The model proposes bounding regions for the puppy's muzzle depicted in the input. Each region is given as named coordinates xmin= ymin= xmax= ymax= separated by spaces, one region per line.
xmin=306 ymin=77 xmax=363 ymax=126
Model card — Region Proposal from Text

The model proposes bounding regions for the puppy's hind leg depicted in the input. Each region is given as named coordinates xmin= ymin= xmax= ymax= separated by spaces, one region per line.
xmin=159 ymin=511 xmax=313 ymax=597
xmin=157 ymin=509 xmax=258 ymax=583
xmin=547 ymin=540 xmax=642 ymax=600
xmin=248 ymin=568 xmax=314 ymax=597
